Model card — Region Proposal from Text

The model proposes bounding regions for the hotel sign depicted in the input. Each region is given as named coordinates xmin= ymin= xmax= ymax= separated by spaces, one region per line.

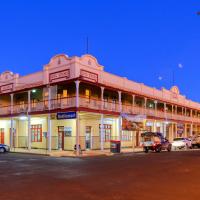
xmin=57 ymin=112 xmax=76 ymax=120
xmin=0 ymin=83 xmax=13 ymax=93
xmin=49 ymin=69 xmax=70 ymax=83
xmin=80 ymin=69 xmax=98 ymax=83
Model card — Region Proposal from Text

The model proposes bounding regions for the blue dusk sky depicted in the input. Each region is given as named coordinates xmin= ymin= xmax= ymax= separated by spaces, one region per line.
xmin=0 ymin=1 xmax=200 ymax=101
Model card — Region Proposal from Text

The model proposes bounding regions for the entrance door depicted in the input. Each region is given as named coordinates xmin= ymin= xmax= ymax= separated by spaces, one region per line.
xmin=0 ymin=128 xmax=5 ymax=144
xmin=58 ymin=126 xmax=64 ymax=150
xmin=85 ymin=126 xmax=92 ymax=150
xmin=136 ymin=131 xmax=139 ymax=147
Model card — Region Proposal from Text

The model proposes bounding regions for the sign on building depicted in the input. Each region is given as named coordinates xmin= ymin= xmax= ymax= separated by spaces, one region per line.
xmin=0 ymin=83 xmax=13 ymax=93
xmin=49 ymin=69 xmax=70 ymax=83
xmin=80 ymin=69 xmax=98 ymax=82
xmin=56 ymin=112 xmax=76 ymax=120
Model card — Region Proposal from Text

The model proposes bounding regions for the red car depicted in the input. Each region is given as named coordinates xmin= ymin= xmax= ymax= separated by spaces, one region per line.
xmin=141 ymin=132 xmax=172 ymax=153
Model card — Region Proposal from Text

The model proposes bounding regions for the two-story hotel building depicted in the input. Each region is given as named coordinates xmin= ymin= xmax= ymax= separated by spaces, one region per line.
xmin=0 ymin=54 xmax=200 ymax=154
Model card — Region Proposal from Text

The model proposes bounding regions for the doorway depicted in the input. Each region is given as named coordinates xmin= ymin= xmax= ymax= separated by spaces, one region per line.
xmin=58 ymin=126 xmax=64 ymax=150
xmin=0 ymin=128 xmax=4 ymax=144
xmin=136 ymin=131 xmax=140 ymax=147
xmin=85 ymin=126 xmax=92 ymax=150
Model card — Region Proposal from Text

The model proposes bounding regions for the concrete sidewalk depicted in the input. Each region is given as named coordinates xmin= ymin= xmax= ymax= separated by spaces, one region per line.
xmin=10 ymin=147 xmax=143 ymax=157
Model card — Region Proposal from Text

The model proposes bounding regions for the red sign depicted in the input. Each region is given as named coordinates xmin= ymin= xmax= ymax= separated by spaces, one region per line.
xmin=80 ymin=70 xmax=98 ymax=82
xmin=0 ymin=83 xmax=13 ymax=93
xmin=49 ymin=69 xmax=70 ymax=83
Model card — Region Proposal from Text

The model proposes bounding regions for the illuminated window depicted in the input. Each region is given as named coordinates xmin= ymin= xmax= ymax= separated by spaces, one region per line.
xmin=31 ymin=124 xmax=42 ymax=142
xmin=31 ymin=99 xmax=37 ymax=108
xmin=63 ymin=90 xmax=68 ymax=98
xmin=19 ymin=101 xmax=25 ymax=109
xmin=85 ymin=89 xmax=90 ymax=98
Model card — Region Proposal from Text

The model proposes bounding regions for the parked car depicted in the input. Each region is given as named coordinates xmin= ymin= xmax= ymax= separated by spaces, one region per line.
xmin=171 ymin=138 xmax=192 ymax=150
xmin=141 ymin=132 xmax=171 ymax=153
xmin=0 ymin=144 xmax=10 ymax=153
xmin=191 ymin=135 xmax=200 ymax=148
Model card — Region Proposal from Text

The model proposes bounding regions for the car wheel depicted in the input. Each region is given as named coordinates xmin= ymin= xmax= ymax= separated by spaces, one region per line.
xmin=167 ymin=146 xmax=171 ymax=152
xmin=155 ymin=147 xmax=161 ymax=153
xmin=144 ymin=147 xmax=149 ymax=153
xmin=0 ymin=148 xmax=5 ymax=153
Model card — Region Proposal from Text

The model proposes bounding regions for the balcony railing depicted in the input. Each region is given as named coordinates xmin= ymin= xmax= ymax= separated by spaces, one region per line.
xmin=0 ymin=96 xmax=200 ymax=123
xmin=122 ymin=103 xmax=200 ymax=123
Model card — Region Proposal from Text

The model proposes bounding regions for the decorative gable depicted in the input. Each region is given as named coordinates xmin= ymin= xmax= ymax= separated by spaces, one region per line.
xmin=79 ymin=54 xmax=104 ymax=71
xmin=44 ymin=54 xmax=71 ymax=70
xmin=0 ymin=71 xmax=14 ymax=81
xmin=170 ymin=86 xmax=180 ymax=95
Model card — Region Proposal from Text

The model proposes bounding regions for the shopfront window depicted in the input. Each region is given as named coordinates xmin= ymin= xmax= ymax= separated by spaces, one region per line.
xmin=121 ymin=131 xmax=132 ymax=141
xmin=99 ymin=124 xmax=112 ymax=142
xmin=31 ymin=124 xmax=42 ymax=142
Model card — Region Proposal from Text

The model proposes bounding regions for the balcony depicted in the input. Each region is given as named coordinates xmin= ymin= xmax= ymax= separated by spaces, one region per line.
xmin=79 ymin=96 xmax=120 ymax=112
xmin=0 ymin=96 xmax=200 ymax=123
xmin=122 ymin=104 xmax=200 ymax=123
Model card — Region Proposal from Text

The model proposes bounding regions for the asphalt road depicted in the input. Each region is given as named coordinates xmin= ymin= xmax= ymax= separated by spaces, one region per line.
xmin=0 ymin=151 xmax=200 ymax=200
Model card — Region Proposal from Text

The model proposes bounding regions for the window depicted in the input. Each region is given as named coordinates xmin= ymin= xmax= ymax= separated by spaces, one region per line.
xmin=99 ymin=124 xmax=112 ymax=142
xmin=85 ymin=89 xmax=90 ymax=98
xmin=104 ymin=96 xmax=108 ymax=109
xmin=31 ymin=99 xmax=37 ymax=109
xmin=85 ymin=89 xmax=91 ymax=103
xmin=31 ymin=124 xmax=42 ymax=142
xmin=19 ymin=101 xmax=25 ymax=110
xmin=63 ymin=90 xmax=68 ymax=98
xmin=121 ymin=131 xmax=132 ymax=141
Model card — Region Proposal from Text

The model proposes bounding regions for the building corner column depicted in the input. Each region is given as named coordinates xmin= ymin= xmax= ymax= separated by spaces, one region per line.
xmin=10 ymin=118 xmax=13 ymax=149
xmin=75 ymin=80 xmax=80 ymax=156
xmin=190 ymin=123 xmax=193 ymax=137
xmin=100 ymin=114 xmax=104 ymax=151
xmin=27 ymin=90 xmax=31 ymax=151
xmin=100 ymin=87 xmax=105 ymax=151
xmin=75 ymin=80 xmax=80 ymax=108
xmin=10 ymin=94 xmax=14 ymax=149
xmin=118 ymin=91 xmax=122 ymax=141
xmin=28 ymin=115 xmax=31 ymax=150
xmin=101 ymin=87 xmax=104 ymax=110
xmin=163 ymin=122 xmax=166 ymax=138
xmin=48 ymin=85 xmax=51 ymax=110
xmin=48 ymin=114 xmax=52 ymax=152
